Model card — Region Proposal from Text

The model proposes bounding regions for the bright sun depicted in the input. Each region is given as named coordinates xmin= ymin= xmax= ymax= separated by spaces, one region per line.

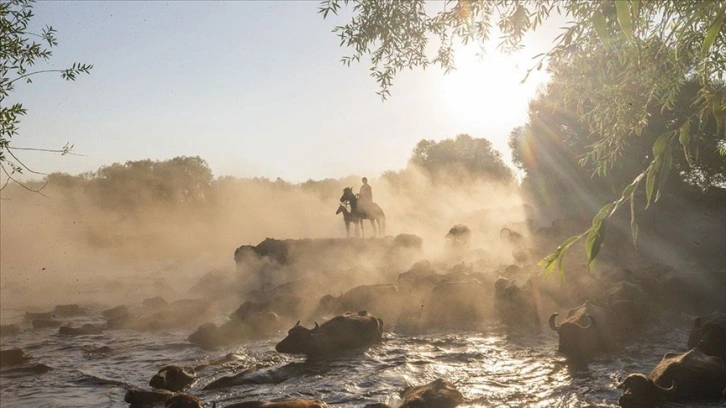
xmin=439 ymin=45 xmax=549 ymax=152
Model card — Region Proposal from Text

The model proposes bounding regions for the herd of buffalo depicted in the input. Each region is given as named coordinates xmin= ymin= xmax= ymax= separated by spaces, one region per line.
xmin=2 ymin=224 xmax=726 ymax=407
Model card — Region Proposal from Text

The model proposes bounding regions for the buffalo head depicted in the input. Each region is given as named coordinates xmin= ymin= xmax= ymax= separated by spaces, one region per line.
xmin=696 ymin=323 xmax=726 ymax=361
xmin=275 ymin=321 xmax=320 ymax=355
xmin=549 ymin=313 xmax=598 ymax=358
xmin=149 ymin=365 xmax=196 ymax=392
xmin=617 ymin=373 xmax=676 ymax=408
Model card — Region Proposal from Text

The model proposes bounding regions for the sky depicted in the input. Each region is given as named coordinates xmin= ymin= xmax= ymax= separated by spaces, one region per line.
xmin=7 ymin=1 xmax=561 ymax=183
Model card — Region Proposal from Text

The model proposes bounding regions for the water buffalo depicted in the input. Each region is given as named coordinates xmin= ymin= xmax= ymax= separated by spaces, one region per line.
xmin=275 ymin=311 xmax=383 ymax=357
xmin=399 ymin=378 xmax=464 ymax=408
xmin=224 ymin=400 xmax=327 ymax=408
xmin=617 ymin=348 xmax=726 ymax=407
xmin=446 ymin=224 xmax=471 ymax=247
xmin=312 ymin=284 xmax=401 ymax=324
xmin=688 ymin=311 xmax=726 ymax=361
xmin=424 ymin=280 xmax=490 ymax=328
xmin=107 ymin=298 xmax=214 ymax=331
xmin=165 ymin=393 xmax=202 ymax=408
xmin=607 ymin=281 xmax=649 ymax=331
xmin=549 ymin=301 xmax=615 ymax=360
xmin=149 ymin=365 xmax=196 ymax=392
xmin=124 ymin=389 xmax=175 ymax=406
xmin=188 ymin=309 xmax=282 ymax=348
xmin=494 ymin=277 xmax=539 ymax=328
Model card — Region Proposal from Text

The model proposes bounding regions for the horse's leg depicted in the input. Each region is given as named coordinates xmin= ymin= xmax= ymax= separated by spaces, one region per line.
xmin=360 ymin=220 xmax=366 ymax=238
xmin=345 ymin=221 xmax=350 ymax=238
xmin=355 ymin=221 xmax=360 ymax=237
xmin=369 ymin=219 xmax=377 ymax=238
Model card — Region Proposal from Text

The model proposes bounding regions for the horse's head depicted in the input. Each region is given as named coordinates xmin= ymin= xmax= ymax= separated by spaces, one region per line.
xmin=340 ymin=187 xmax=355 ymax=203
xmin=336 ymin=204 xmax=345 ymax=214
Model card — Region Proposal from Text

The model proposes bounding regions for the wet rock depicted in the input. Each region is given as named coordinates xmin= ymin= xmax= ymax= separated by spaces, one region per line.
xmin=149 ymin=365 xmax=196 ymax=392
xmin=102 ymin=305 xmax=129 ymax=320
xmin=0 ymin=324 xmax=20 ymax=336
xmin=143 ymin=296 xmax=169 ymax=309
xmin=54 ymin=304 xmax=84 ymax=316
xmin=25 ymin=311 xmax=54 ymax=321
xmin=400 ymin=378 xmax=464 ymax=408
xmin=0 ymin=348 xmax=29 ymax=368
xmin=32 ymin=319 xmax=62 ymax=329
xmin=0 ymin=363 xmax=52 ymax=378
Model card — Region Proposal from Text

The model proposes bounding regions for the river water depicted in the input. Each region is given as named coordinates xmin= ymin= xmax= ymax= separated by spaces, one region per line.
xmin=1 ymin=306 xmax=721 ymax=408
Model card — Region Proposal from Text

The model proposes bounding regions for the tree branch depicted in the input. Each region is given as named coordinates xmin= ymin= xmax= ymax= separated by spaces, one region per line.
xmin=6 ymin=148 xmax=47 ymax=175
xmin=9 ymin=146 xmax=86 ymax=156
xmin=8 ymin=69 xmax=67 ymax=86
xmin=0 ymin=163 xmax=49 ymax=197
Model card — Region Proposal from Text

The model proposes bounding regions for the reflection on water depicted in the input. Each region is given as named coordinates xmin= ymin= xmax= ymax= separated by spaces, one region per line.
xmin=3 ymin=311 xmax=722 ymax=408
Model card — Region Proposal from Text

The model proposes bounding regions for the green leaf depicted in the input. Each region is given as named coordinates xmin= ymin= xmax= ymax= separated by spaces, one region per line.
xmin=593 ymin=201 xmax=617 ymax=226
xmin=539 ymin=235 xmax=581 ymax=277
xmin=615 ymin=1 xmax=633 ymax=39
xmin=586 ymin=221 xmax=607 ymax=266
xmin=652 ymin=131 xmax=672 ymax=158
xmin=630 ymin=193 xmax=638 ymax=249
xmin=655 ymin=150 xmax=673 ymax=203
xmin=592 ymin=10 xmax=611 ymax=48
xmin=645 ymin=162 xmax=658 ymax=208
xmin=622 ymin=176 xmax=640 ymax=199
xmin=701 ymin=7 xmax=726 ymax=61
xmin=678 ymin=121 xmax=691 ymax=147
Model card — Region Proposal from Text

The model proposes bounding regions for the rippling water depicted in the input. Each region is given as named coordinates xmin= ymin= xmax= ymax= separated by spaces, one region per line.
xmin=2 ymin=306 xmax=722 ymax=408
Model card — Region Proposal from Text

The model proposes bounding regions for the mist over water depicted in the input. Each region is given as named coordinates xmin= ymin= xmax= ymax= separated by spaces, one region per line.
xmin=2 ymin=161 xmax=725 ymax=407
xmin=0 ymin=165 xmax=526 ymax=312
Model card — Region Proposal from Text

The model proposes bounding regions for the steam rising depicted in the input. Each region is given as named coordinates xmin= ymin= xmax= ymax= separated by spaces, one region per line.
xmin=0 ymin=163 xmax=530 ymax=319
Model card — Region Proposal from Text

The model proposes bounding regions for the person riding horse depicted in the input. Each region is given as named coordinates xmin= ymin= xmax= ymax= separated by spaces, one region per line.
xmin=340 ymin=186 xmax=386 ymax=238
xmin=359 ymin=177 xmax=373 ymax=213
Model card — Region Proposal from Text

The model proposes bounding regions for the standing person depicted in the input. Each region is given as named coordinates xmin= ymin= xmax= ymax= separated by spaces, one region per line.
xmin=359 ymin=177 xmax=373 ymax=212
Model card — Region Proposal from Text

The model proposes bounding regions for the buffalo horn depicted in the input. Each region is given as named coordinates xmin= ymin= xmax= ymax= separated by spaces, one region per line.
xmin=294 ymin=320 xmax=300 ymax=327
xmin=654 ymin=380 xmax=677 ymax=396
xmin=548 ymin=313 xmax=560 ymax=331
xmin=314 ymin=322 xmax=319 ymax=329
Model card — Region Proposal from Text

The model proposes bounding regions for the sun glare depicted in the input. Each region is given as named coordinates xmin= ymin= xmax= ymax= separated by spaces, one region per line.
xmin=439 ymin=45 xmax=548 ymax=151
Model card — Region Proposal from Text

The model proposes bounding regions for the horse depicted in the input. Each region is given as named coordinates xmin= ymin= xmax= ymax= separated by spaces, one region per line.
xmin=340 ymin=187 xmax=386 ymax=238
xmin=336 ymin=203 xmax=361 ymax=238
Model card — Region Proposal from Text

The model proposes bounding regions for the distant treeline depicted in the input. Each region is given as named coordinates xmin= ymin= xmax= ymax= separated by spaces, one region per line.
xmin=19 ymin=134 xmax=513 ymax=213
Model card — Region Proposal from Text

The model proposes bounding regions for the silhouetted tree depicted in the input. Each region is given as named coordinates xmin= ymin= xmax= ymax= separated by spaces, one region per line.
xmin=410 ymin=134 xmax=513 ymax=184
